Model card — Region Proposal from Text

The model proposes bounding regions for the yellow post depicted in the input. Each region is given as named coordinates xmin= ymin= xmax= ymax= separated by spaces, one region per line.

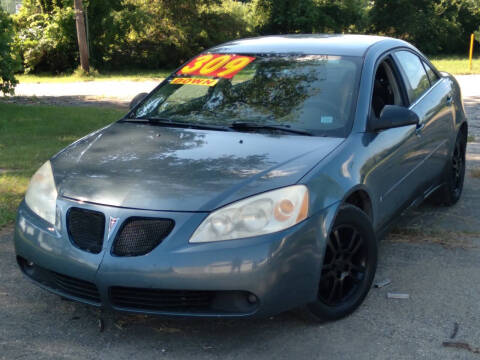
xmin=469 ymin=33 xmax=474 ymax=71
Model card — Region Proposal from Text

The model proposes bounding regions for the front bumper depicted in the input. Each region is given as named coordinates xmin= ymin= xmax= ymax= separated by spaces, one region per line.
xmin=14 ymin=197 xmax=331 ymax=318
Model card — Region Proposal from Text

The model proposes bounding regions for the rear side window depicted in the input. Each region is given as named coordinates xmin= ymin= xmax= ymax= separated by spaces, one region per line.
xmin=394 ymin=51 xmax=431 ymax=104
xmin=422 ymin=61 xmax=440 ymax=85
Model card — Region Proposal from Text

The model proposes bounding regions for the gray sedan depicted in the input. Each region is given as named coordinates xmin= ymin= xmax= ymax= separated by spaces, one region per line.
xmin=14 ymin=34 xmax=467 ymax=321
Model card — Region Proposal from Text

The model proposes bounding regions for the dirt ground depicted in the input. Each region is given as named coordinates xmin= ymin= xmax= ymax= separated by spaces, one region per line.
xmin=1 ymin=78 xmax=480 ymax=359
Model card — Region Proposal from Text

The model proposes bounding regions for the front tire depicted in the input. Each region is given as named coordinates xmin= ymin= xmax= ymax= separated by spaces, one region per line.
xmin=304 ymin=205 xmax=377 ymax=322
xmin=430 ymin=131 xmax=466 ymax=206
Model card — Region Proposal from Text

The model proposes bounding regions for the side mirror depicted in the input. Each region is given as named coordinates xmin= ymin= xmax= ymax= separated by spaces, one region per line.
xmin=129 ymin=92 xmax=148 ymax=110
xmin=369 ymin=105 xmax=419 ymax=131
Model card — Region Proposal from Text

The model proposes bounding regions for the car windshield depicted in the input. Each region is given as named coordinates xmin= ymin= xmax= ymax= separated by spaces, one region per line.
xmin=132 ymin=54 xmax=362 ymax=137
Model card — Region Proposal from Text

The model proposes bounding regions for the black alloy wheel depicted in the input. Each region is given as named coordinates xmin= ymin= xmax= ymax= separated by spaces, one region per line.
xmin=305 ymin=204 xmax=377 ymax=321
xmin=318 ymin=225 xmax=367 ymax=306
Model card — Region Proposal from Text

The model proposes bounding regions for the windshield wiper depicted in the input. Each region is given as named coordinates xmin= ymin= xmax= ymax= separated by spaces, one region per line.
xmin=230 ymin=121 xmax=313 ymax=136
xmin=121 ymin=117 xmax=232 ymax=132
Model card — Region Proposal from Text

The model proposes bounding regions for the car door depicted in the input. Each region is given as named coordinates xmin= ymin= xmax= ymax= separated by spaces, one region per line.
xmin=392 ymin=50 xmax=455 ymax=190
xmin=363 ymin=56 xmax=426 ymax=228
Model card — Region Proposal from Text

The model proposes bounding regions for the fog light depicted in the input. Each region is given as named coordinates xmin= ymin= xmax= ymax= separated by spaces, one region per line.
xmin=22 ymin=259 xmax=36 ymax=276
xmin=247 ymin=294 xmax=258 ymax=304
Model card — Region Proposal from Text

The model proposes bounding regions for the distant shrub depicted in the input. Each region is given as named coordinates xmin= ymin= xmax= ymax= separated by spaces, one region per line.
xmin=0 ymin=9 xmax=19 ymax=94
xmin=13 ymin=0 xmax=256 ymax=73
xmin=14 ymin=4 xmax=77 ymax=73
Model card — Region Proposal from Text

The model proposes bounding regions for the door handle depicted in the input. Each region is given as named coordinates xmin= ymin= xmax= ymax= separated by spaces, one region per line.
xmin=415 ymin=123 xmax=425 ymax=136
xmin=446 ymin=96 xmax=453 ymax=106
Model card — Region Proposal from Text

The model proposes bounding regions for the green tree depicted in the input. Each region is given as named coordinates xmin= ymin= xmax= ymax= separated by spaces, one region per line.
xmin=13 ymin=0 xmax=256 ymax=72
xmin=0 ymin=8 xmax=18 ymax=94
xmin=255 ymin=0 xmax=318 ymax=33
xmin=255 ymin=0 xmax=368 ymax=34
xmin=316 ymin=0 xmax=369 ymax=33
xmin=93 ymin=0 xmax=254 ymax=70
xmin=14 ymin=5 xmax=77 ymax=73
xmin=370 ymin=0 xmax=480 ymax=54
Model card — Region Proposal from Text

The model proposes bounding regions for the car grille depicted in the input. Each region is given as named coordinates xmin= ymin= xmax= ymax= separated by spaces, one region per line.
xmin=110 ymin=287 xmax=214 ymax=311
xmin=112 ymin=218 xmax=174 ymax=256
xmin=67 ymin=207 xmax=105 ymax=254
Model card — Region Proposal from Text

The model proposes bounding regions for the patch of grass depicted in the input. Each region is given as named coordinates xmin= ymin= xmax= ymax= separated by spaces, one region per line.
xmin=0 ymin=174 xmax=30 ymax=230
xmin=431 ymin=56 xmax=480 ymax=75
xmin=16 ymin=69 xmax=173 ymax=84
xmin=72 ymin=66 xmax=100 ymax=78
xmin=471 ymin=168 xmax=480 ymax=178
xmin=0 ymin=103 xmax=124 ymax=228
xmin=468 ymin=135 xmax=476 ymax=143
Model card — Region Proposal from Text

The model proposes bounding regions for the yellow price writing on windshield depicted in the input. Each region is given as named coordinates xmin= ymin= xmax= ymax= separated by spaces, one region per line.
xmin=178 ymin=54 xmax=255 ymax=79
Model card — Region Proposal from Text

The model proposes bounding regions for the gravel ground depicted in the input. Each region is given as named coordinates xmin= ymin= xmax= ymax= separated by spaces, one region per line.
xmin=1 ymin=74 xmax=479 ymax=112
xmin=2 ymin=74 xmax=477 ymax=109
xmin=1 ymin=77 xmax=480 ymax=359
xmin=13 ymin=80 xmax=159 ymax=102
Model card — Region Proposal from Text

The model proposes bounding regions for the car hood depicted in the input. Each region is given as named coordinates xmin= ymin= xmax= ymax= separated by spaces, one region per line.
xmin=52 ymin=122 xmax=343 ymax=212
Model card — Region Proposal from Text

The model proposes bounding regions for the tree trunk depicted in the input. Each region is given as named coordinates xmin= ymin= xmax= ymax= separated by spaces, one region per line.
xmin=74 ymin=0 xmax=89 ymax=73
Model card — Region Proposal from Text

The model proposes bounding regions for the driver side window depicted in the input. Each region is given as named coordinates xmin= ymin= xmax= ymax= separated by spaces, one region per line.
xmin=371 ymin=59 xmax=403 ymax=118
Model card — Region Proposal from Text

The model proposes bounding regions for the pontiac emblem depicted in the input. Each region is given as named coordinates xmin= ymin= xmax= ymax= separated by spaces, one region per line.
xmin=108 ymin=216 xmax=119 ymax=237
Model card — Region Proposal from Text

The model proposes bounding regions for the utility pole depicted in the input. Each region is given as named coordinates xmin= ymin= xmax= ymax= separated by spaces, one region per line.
xmin=74 ymin=0 xmax=89 ymax=73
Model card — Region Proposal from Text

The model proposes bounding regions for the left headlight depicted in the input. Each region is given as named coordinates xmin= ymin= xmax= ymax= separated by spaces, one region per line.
xmin=25 ymin=161 xmax=58 ymax=225
xmin=190 ymin=185 xmax=309 ymax=243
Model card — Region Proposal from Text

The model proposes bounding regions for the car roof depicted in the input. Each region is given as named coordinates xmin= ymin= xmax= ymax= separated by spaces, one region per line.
xmin=208 ymin=34 xmax=407 ymax=57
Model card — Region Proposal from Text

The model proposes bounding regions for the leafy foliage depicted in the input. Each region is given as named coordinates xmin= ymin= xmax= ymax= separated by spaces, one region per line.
xmin=88 ymin=0 xmax=255 ymax=70
xmin=8 ymin=0 xmax=480 ymax=74
xmin=12 ymin=0 xmax=256 ymax=73
xmin=0 ymin=8 xmax=18 ymax=94
xmin=370 ymin=0 xmax=480 ymax=54
xmin=14 ymin=1 xmax=77 ymax=73
xmin=255 ymin=0 xmax=369 ymax=34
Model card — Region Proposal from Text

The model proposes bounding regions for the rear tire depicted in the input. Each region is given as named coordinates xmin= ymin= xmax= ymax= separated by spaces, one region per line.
xmin=303 ymin=205 xmax=377 ymax=322
xmin=430 ymin=131 xmax=466 ymax=206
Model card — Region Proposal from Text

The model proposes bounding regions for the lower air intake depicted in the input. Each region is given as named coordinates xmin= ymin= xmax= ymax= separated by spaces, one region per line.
xmin=110 ymin=287 xmax=214 ymax=311
xmin=52 ymin=271 xmax=101 ymax=303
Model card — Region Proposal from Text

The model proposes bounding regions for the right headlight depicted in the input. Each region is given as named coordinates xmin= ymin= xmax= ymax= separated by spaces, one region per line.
xmin=190 ymin=185 xmax=309 ymax=243
xmin=25 ymin=161 xmax=58 ymax=225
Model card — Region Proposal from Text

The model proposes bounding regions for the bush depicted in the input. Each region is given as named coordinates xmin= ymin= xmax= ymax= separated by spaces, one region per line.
xmin=91 ymin=0 xmax=256 ymax=70
xmin=12 ymin=0 xmax=256 ymax=73
xmin=0 ymin=9 xmax=18 ymax=94
xmin=14 ymin=4 xmax=77 ymax=73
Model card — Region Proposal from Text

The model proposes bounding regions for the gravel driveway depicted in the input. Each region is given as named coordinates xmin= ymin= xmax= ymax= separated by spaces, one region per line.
xmin=1 ymin=77 xmax=480 ymax=360
xmin=10 ymin=74 xmax=480 ymax=98
xmin=13 ymin=80 xmax=160 ymax=100
xmin=3 ymin=74 xmax=480 ymax=108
